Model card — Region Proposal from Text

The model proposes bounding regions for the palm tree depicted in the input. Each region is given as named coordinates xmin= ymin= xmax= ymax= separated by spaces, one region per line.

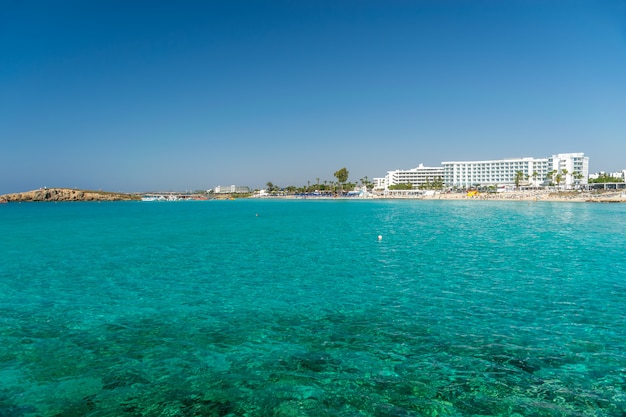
xmin=514 ymin=170 xmax=525 ymax=190
xmin=546 ymin=170 xmax=557 ymax=188
xmin=532 ymin=171 xmax=539 ymax=189
xmin=561 ymin=169 xmax=569 ymax=190
xmin=555 ymin=173 xmax=563 ymax=191
xmin=436 ymin=176 xmax=444 ymax=190
xmin=573 ymin=172 xmax=584 ymax=189
xmin=334 ymin=167 xmax=349 ymax=195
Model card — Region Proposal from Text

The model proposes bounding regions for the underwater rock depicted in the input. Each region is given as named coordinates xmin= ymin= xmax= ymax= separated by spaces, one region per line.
xmin=508 ymin=358 xmax=540 ymax=374
xmin=0 ymin=404 xmax=38 ymax=417
xmin=291 ymin=352 xmax=341 ymax=373
xmin=102 ymin=370 xmax=151 ymax=390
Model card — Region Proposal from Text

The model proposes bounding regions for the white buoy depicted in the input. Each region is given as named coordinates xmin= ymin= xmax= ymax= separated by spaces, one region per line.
xmin=378 ymin=235 xmax=382 ymax=241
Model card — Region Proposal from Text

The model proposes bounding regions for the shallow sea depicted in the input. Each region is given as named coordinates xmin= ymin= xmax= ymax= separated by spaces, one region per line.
xmin=1 ymin=199 xmax=626 ymax=416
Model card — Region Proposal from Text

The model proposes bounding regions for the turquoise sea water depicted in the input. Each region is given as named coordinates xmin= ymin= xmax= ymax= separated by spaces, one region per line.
xmin=1 ymin=200 xmax=626 ymax=416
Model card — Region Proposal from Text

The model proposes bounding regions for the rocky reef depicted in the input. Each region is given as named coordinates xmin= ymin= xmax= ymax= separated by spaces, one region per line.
xmin=0 ymin=188 xmax=140 ymax=202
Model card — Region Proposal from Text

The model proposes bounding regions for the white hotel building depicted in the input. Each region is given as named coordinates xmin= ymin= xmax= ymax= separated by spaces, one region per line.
xmin=375 ymin=153 xmax=589 ymax=190
xmin=374 ymin=164 xmax=445 ymax=189
xmin=443 ymin=153 xmax=588 ymax=189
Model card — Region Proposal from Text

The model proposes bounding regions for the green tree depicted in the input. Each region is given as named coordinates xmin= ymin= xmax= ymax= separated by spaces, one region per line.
xmin=589 ymin=173 xmax=623 ymax=183
xmin=555 ymin=173 xmax=563 ymax=190
xmin=561 ymin=169 xmax=569 ymax=189
xmin=389 ymin=183 xmax=413 ymax=190
xmin=433 ymin=176 xmax=444 ymax=190
xmin=514 ymin=170 xmax=525 ymax=190
xmin=334 ymin=167 xmax=349 ymax=194
xmin=573 ymin=172 xmax=584 ymax=188
xmin=266 ymin=181 xmax=276 ymax=193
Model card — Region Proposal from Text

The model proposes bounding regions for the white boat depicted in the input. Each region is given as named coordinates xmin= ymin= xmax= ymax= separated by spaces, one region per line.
xmin=141 ymin=194 xmax=167 ymax=201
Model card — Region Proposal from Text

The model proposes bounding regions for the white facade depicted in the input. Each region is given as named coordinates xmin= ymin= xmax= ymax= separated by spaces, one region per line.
xmin=589 ymin=170 xmax=626 ymax=182
xmin=609 ymin=170 xmax=626 ymax=181
xmin=442 ymin=157 xmax=547 ymax=189
xmin=374 ymin=164 xmax=444 ymax=190
xmin=442 ymin=153 xmax=589 ymax=189
xmin=213 ymin=185 xmax=251 ymax=194
xmin=547 ymin=153 xmax=589 ymax=189
xmin=372 ymin=177 xmax=387 ymax=190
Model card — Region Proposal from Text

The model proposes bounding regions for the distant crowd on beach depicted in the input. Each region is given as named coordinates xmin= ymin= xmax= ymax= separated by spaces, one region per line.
xmin=259 ymin=189 xmax=626 ymax=203
xmin=385 ymin=189 xmax=626 ymax=202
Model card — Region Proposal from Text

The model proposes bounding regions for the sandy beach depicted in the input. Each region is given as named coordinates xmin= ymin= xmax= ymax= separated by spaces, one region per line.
xmin=276 ymin=190 xmax=626 ymax=203
xmin=394 ymin=190 xmax=626 ymax=203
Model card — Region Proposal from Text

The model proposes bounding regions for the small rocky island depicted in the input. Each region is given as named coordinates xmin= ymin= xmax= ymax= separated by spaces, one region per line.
xmin=0 ymin=188 xmax=140 ymax=202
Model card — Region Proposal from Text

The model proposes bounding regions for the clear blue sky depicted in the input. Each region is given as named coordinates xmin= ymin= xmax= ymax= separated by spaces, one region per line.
xmin=1 ymin=0 xmax=625 ymax=193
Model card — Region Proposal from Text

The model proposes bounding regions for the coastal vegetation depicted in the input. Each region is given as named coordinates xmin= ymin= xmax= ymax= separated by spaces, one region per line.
xmin=264 ymin=167 xmax=359 ymax=196
xmin=333 ymin=167 xmax=349 ymax=194
xmin=419 ymin=176 xmax=444 ymax=190
xmin=589 ymin=173 xmax=624 ymax=183
xmin=388 ymin=183 xmax=414 ymax=190
xmin=388 ymin=176 xmax=444 ymax=191
xmin=265 ymin=182 xmax=279 ymax=193
xmin=514 ymin=170 xmax=525 ymax=189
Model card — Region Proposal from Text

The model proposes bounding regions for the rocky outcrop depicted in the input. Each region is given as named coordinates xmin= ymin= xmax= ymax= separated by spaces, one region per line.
xmin=0 ymin=188 xmax=140 ymax=202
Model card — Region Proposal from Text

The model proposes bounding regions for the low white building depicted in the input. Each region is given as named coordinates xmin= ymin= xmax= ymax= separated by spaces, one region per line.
xmin=609 ymin=170 xmax=626 ymax=181
xmin=589 ymin=170 xmax=626 ymax=182
xmin=373 ymin=164 xmax=444 ymax=190
xmin=213 ymin=185 xmax=251 ymax=194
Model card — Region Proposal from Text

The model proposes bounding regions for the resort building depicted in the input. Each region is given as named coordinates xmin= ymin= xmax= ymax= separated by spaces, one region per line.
xmin=442 ymin=153 xmax=589 ymax=189
xmin=442 ymin=157 xmax=544 ymax=189
xmin=548 ymin=153 xmax=589 ymax=189
xmin=373 ymin=164 xmax=444 ymax=190
xmin=372 ymin=177 xmax=386 ymax=190
xmin=212 ymin=185 xmax=251 ymax=194
xmin=589 ymin=170 xmax=626 ymax=182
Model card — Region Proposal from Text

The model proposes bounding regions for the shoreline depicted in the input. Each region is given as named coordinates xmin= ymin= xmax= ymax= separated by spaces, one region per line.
xmin=2 ymin=188 xmax=625 ymax=204
xmin=256 ymin=190 xmax=626 ymax=203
